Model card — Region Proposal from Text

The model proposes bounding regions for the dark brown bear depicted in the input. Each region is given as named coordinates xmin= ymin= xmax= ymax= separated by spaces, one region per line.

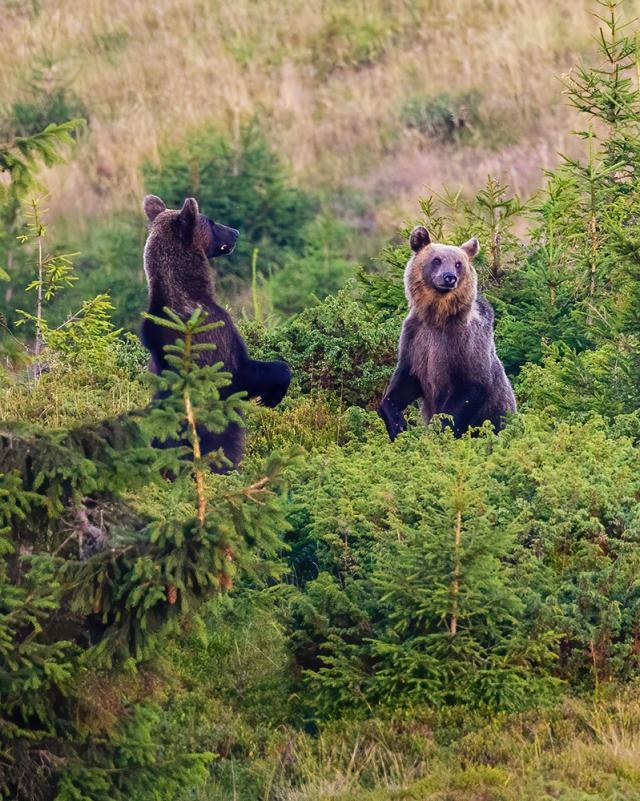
xmin=378 ymin=225 xmax=515 ymax=439
xmin=141 ymin=194 xmax=290 ymax=470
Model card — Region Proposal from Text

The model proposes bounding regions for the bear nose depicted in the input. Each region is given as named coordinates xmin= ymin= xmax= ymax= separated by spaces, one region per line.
xmin=442 ymin=272 xmax=457 ymax=287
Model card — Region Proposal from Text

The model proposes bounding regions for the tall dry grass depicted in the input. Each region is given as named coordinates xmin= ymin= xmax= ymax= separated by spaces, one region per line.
xmin=246 ymin=691 xmax=640 ymax=800
xmin=2 ymin=0 xmax=639 ymax=225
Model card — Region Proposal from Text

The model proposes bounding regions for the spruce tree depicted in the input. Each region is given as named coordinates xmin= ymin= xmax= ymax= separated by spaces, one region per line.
xmin=0 ymin=308 xmax=290 ymax=800
xmin=299 ymin=429 xmax=559 ymax=717
xmin=367 ymin=434 xmax=557 ymax=712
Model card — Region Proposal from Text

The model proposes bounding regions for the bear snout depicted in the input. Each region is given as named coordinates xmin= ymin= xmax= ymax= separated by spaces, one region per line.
xmin=220 ymin=227 xmax=240 ymax=250
xmin=209 ymin=222 xmax=239 ymax=257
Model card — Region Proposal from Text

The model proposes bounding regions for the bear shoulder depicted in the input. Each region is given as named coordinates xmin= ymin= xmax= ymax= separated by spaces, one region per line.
xmin=475 ymin=293 xmax=495 ymax=327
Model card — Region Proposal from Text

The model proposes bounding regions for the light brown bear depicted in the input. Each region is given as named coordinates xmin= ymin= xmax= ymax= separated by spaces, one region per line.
xmin=378 ymin=225 xmax=516 ymax=439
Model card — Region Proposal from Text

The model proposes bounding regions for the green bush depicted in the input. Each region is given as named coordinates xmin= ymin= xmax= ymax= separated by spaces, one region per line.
xmin=278 ymin=413 xmax=640 ymax=719
xmin=0 ymin=310 xmax=291 ymax=800
xmin=0 ymin=332 xmax=149 ymax=427
xmin=264 ymin=215 xmax=358 ymax=317
xmin=242 ymin=283 xmax=400 ymax=407
xmin=1 ymin=61 xmax=87 ymax=140
xmin=8 ymin=86 xmax=86 ymax=138
xmin=517 ymin=336 xmax=640 ymax=421
xmin=56 ymin=215 xmax=148 ymax=331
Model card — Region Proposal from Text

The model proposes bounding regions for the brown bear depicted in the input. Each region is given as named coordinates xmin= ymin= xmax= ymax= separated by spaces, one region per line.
xmin=140 ymin=194 xmax=291 ymax=470
xmin=378 ymin=225 xmax=516 ymax=439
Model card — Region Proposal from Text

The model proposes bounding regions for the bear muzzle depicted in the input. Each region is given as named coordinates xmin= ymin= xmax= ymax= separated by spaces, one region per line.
xmin=208 ymin=221 xmax=239 ymax=258
xmin=439 ymin=272 xmax=458 ymax=289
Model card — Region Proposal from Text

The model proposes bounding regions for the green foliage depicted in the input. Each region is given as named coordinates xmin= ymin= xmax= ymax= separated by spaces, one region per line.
xmin=55 ymin=214 xmax=147 ymax=331
xmin=450 ymin=177 xmax=528 ymax=287
xmin=0 ymin=503 xmax=75 ymax=736
xmin=0 ymin=335 xmax=149 ymax=427
xmin=518 ymin=336 xmax=640 ymax=420
xmin=3 ymin=60 xmax=87 ymax=139
xmin=564 ymin=1 xmax=639 ymax=137
xmin=12 ymin=196 xmax=80 ymax=354
xmin=185 ymin=687 xmax=640 ymax=799
xmin=0 ymin=212 xmax=147 ymax=334
xmin=243 ymin=283 xmax=399 ymax=407
xmin=0 ymin=119 xmax=83 ymax=202
xmin=498 ymin=1 xmax=640 ymax=369
xmin=244 ymin=392 xmax=366 ymax=461
xmin=278 ymin=414 xmax=640 ymax=719
xmin=0 ymin=119 xmax=83 ymax=326
xmin=43 ymin=294 xmax=120 ymax=355
xmin=262 ymin=215 xmax=358 ymax=317
xmin=0 ymin=308 xmax=291 ymax=799
xmin=368 ymin=481 xmax=554 ymax=713
xmin=143 ymin=123 xmax=316 ymax=280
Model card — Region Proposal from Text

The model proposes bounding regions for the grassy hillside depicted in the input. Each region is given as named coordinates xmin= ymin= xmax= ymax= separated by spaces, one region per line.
xmin=2 ymin=0 xmax=638 ymax=230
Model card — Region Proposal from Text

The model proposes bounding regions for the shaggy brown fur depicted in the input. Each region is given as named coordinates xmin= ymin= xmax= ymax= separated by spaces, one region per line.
xmin=142 ymin=198 xmax=242 ymax=372
xmin=140 ymin=195 xmax=291 ymax=470
xmin=404 ymin=242 xmax=478 ymax=329
xmin=378 ymin=226 xmax=515 ymax=439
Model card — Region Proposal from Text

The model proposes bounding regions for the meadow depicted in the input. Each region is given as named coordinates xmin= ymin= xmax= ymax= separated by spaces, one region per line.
xmin=2 ymin=0 xmax=636 ymax=222
xmin=2 ymin=1 xmax=640 ymax=800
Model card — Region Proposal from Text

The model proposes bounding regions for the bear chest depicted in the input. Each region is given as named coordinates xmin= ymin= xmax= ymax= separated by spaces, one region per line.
xmin=409 ymin=322 xmax=473 ymax=396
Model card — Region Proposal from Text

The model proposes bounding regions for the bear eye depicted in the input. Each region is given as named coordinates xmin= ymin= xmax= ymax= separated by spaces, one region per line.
xmin=455 ymin=260 xmax=462 ymax=269
xmin=432 ymin=257 xmax=442 ymax=267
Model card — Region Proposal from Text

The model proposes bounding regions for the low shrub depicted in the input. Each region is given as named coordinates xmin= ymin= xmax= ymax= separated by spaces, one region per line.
xmin=242 ymin=283 xmax=400 ymax=408
xmin=401 ymin=90 xmax=483 ymax=143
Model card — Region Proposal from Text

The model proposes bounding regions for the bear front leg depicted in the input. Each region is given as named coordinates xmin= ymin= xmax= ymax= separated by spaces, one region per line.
xmin=237 ymin=358 xmax=291 ymax=408
xmin=439 ymin=383 xmax=487 ymax=436
xmin=378 ymin=365 xmax=422 ymax=442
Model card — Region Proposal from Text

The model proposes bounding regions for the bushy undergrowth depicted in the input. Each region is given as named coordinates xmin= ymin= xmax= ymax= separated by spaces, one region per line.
xmin=242 ymin=284 xmax=399 ymax=407
xmin=0 ymin=335 xmax=149 ymax=425
xmin=258 ymin=215 xmax=359 ymax=317
xmin=2 ymin=4 xmax=640 ymax=800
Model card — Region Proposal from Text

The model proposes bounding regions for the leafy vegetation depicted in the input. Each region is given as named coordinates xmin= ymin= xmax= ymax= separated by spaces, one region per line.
xmin=0 ymin=295 xmax=291 ymax=799
xmin=2 ymin=2 xmax=640 ymax=800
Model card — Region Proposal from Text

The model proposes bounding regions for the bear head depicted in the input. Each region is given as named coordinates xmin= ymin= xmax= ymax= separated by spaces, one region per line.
xmin=404 ymin=226 xmax=480 ymax=325
xmin=143 ymin=195 xmax=239 ymax=259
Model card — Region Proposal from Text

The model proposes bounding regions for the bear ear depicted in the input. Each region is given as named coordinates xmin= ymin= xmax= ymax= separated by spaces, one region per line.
xmin=143 ymin=195 xmax=166 ymax=222
xmin=409 ymin=225 xmax=431 ymax=253
xmin=178 ymin=197 xmax=199 ymax=244
xmin=461 ymin=236 xmax=480 ymax=260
